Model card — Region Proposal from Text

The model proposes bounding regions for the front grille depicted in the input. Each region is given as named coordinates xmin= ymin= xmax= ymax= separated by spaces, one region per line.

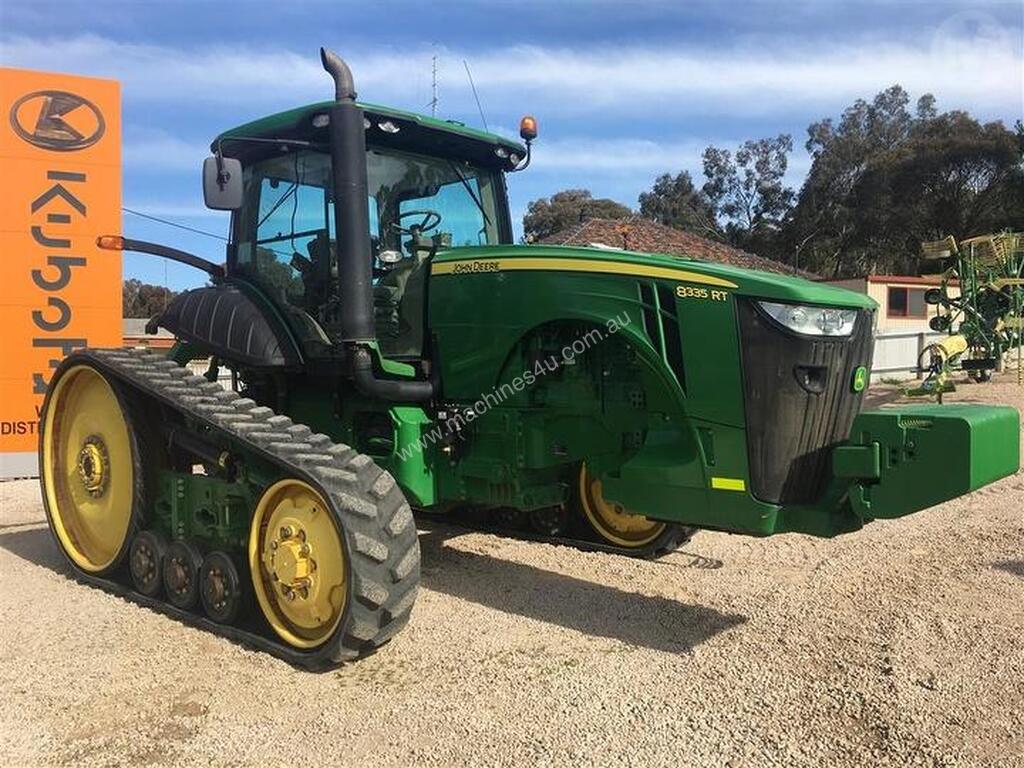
xmin=738 ymin=299 xmax=874 ymax=504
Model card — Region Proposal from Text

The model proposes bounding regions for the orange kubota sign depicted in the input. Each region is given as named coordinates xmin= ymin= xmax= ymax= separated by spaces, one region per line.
xmin=0 ymin=69 xmax=121 ymax=477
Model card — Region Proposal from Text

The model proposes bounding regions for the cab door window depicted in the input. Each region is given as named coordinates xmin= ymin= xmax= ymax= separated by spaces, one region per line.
xmin=236 ymin=151 xmax=334 ymax=315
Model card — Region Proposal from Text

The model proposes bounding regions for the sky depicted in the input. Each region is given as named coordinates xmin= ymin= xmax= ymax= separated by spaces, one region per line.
xmin=2 ymin=0 xmax=1021 ymax=291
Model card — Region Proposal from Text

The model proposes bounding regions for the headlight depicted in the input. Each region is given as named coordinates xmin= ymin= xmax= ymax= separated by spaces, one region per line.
xmin=757 ymin=301 xmax=858 ymax=337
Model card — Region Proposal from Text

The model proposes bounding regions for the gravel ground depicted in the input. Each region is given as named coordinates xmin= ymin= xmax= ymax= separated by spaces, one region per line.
xmin=1 ymin=378 xmax=1022 ymax=768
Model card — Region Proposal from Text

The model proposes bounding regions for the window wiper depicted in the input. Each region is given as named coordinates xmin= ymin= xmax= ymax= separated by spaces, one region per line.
xmin=256 ymin=181 xmax=299 ymax=230
xmin=447 ymin=161 xmax=491 ymax=226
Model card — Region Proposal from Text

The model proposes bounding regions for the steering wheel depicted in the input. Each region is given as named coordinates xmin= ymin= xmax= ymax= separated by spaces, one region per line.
xmin=392 ymin=209 xmax=442 ymax=236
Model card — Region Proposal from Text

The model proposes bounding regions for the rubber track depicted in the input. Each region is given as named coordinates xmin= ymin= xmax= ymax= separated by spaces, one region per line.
xmin=48 ymin=347 xmax=420 ymax=671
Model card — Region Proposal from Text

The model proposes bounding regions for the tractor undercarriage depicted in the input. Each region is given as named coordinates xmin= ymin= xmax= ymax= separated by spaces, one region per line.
xmin=40 ymin=347 xmax=419 ymax=669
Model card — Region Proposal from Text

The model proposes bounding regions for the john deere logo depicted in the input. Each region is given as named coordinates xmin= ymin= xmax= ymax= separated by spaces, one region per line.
xmin=9 ymin=90 xmax=105 ymax=152
xmin=852 ymin=366 xmax=868 ymax=393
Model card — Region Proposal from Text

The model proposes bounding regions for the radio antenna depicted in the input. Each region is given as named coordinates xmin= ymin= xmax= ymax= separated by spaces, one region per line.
xmin=463 ymin=59 xmax=488 ymax=132
xmin=428 ymin=54 xmax=439 ymax=117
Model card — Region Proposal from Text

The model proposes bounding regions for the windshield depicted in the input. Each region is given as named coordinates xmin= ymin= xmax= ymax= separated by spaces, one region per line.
xmin=367 ymin=148 xmax=502 ymax=251
xmin=234 ymin=146 xmax=504 ymax=354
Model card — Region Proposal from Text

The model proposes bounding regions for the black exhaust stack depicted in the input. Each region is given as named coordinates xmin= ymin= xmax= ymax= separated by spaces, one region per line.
xmin=320 ymin=47 xmax=435 ymax=401
xmin=321 ymin=47 xmax=373 ymax=343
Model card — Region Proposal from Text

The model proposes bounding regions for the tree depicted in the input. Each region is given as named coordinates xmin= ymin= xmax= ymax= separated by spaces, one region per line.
xmin=522 ymin=189 xmax=632 ymax=241
xmin=877 ymin=112 xmax=1022 ymax=244
xmin=701 ymin=134 xmax=795 ymax=253
xmin=785 ymin=86 xmax=918 ymax=274
xmin=123 ymin=278 xmax=177 ymax=318
xmin=637 ymin=171 xmax=718 ymax=237
xmin=785 ymin=86 xmax=1023 ymax=277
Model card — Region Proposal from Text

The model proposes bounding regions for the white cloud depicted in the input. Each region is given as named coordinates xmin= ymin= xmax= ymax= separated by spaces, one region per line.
xmin=529 ymin=138 xmax=709 ymax=173
xmin=122 ymin=131 xmax=208 ymax=172
xmin=2 ymin=30 xmax=1019 ymax=120
xmin=122 ymin=201 xmax=227 ymax=223
xmin=524 ymin=136 xmax=811 ymax=187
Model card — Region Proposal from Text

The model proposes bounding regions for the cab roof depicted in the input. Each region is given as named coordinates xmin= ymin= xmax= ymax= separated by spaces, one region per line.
xmin=214 ymin=101 xmax=527 ymax=170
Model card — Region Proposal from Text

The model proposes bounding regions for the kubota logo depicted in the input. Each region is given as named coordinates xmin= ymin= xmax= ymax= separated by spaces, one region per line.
xmin=9 ymin=90 xmax=105 ymax=151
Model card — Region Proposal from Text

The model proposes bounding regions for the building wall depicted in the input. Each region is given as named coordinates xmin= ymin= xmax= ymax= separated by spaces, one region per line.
xmin=824 ymin=277 xmax=866 ymax=294
xmin=123 ymin=335 xmax=175 ymax=350
xmin=870 ymin=281 xmax=925 ymax=331
xmin=869 ymin=279 xmax=961 ymax=332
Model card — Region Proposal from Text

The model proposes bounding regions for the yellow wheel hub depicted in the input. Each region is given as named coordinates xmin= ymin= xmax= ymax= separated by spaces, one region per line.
xmin=76 ymin=438 xmax=109 ymax=497
xmin=42 ymin=365 xmax=134 ymax=573
xmin=578 ymin=463 xmax=665 ymax=548
xmin=249 ymin=479 xmax=347 ymax=649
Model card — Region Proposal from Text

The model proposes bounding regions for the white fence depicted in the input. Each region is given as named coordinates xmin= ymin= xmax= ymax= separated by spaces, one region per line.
xmin=871 ymin=329 xmax=945 ymax=381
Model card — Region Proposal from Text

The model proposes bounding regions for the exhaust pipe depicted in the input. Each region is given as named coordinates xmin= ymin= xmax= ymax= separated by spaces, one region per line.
xmin=321 ymin=46 xmax=373 ymax=344
xmin=320 ymin=48 xmax=356 ymax=102
xmin=320 ymin=46 xmax=435 ymax=402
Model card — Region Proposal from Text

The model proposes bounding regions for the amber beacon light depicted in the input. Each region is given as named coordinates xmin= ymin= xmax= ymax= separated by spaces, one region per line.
xmin=519 ymin=115 xmax=538 ymax=141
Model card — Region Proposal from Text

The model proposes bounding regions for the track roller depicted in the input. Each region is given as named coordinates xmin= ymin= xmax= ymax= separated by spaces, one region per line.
xmin=164 ymin=540 xmax=204 ymax=610
xmin=200 ymin=551 xmax=247 ymax=625
xmin=129 ymin=530 xmax=167 ymax=597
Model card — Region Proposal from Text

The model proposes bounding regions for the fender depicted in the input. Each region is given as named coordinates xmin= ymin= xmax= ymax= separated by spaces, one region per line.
xmin=152 ymin=284 xmax=302 ymax=368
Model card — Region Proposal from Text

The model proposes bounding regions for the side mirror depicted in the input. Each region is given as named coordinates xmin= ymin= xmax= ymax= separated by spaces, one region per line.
xmin=203 ymin=156 xmax=243 ymax=210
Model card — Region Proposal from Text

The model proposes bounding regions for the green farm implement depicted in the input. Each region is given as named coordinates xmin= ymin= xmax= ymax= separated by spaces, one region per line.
xmin=917 ymin=231 xmax=1024 ymax=393
xmin=39 ymin=49 xmax=1020 ymax=667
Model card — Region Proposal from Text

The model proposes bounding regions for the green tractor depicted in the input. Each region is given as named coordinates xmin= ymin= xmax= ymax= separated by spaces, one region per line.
xmin=39 ymin=48 xmax=1020 ymax=668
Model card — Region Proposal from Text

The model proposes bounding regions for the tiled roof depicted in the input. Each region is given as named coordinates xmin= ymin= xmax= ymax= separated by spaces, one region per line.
xmin=539 ymin=216 xmax=817 ymax=279
xmin=864 ymin=275 xmax=945 ymax=285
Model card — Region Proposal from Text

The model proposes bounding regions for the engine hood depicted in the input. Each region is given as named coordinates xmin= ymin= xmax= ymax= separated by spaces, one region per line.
xmin=431 ymin=244 xmax=877 ymax=310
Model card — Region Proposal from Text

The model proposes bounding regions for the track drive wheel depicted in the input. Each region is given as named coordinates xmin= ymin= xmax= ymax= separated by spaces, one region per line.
xmin=248 ymin=471 xmax=420 ymax=658
xmin=164 ymin=540 xmax=204 ymax=610
xmin=129 ymin=530 xmax=167 ymax=597
xmin=574 ymin=463 xmax=695 ymax=558
xmin=40 ymin=364 xmax=144 ymax=575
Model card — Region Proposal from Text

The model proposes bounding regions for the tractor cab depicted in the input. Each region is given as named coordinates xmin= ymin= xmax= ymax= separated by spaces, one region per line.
xmin=211 ymin=102 xmax=526 ymax=360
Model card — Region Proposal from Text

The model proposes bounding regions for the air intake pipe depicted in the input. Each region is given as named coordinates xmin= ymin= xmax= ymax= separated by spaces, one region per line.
xmin=320 ymin=47 xmax=435 ymax=402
